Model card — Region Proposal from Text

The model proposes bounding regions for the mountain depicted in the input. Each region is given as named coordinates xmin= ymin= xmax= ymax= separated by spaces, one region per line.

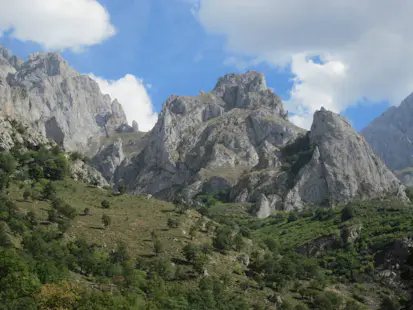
xmin=362 ymin=93 xmax=413 ymax=185
xmin=0 ymin=45 xmax=130 ymax=152
xmin=114 ymin=72 xmax=405 ymax=215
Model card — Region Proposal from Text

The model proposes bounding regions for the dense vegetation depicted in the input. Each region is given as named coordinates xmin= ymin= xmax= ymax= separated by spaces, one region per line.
xmin=0 ymin=144 xmax=412 ymax=309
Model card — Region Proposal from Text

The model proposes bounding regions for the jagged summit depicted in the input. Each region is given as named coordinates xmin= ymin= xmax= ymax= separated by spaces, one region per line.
xmin=284 ymin=108 xmax=405 ymax=210
xmin=362 ymin=92 xmax=413 ymax=173
xmin=114 ymin=71 xmax=301 ymax=200
xmin=0 ymin=46 xmax=128 ymax=152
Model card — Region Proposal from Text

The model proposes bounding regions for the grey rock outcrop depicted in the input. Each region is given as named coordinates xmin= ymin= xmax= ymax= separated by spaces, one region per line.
xmin=91 ymin=138 xmax=125 ymax=183
xmin=284 ymin=108 xmax=406 ymax=210
xmin=132 ymin=120 xmax=139 ymax=132
xmin=0 ymin=46 xmax=128 ymax=152
xmin=115 ymin=71 xmax=304 ymax=200
xmin=0 ymin=113 xmax=51 ymax=151
xmin=70 ymin=159 xmax=109 ymax=188
xmin=362 ymin=93 xmax=413 ymax=185
xmin=115 ymin=71 xmax=405 ymax=215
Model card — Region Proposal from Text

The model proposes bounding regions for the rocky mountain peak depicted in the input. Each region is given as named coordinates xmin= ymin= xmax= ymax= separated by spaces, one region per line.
xmin=362 ymin=92 xmax=413 ymax=173
xmin=214 ymin=70 xmax=267 ymax=94
xmin=284 ymin=109 xmax=406 ymax=210
xmin=0 ymin=48 xmax=128 ymax=152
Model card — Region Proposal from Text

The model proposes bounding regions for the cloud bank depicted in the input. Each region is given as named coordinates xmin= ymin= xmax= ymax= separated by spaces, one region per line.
xmin=0 ymin=0 xmax=115 ymax=50
xmin=90 ymin=74 xmax=158 ymax=132
xmin=196 ymin=0 xmax=413 ymax=128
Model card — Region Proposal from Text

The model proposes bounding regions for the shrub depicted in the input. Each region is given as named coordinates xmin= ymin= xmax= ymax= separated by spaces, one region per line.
xmin=154 ymin=239 xmax=163 ymax=256
xmin=101 ymin=214 xmax=111 ymax=229
xmin=167 ymin=218 xmax=180 ymax=228
xmin=182 ymin=244 xmax=200 ymax=263
xmin=101 ymin=200 xmax=110 ymax=209
xmin=42 ymin=182 xmax=57 ymax=200
xmin=23 ymin=188 xmax=31 ymax=201
xmin=213 ymin=227 xmax=233 ymax=252
xmin=341 ymin=205 xmax=356 ymax=222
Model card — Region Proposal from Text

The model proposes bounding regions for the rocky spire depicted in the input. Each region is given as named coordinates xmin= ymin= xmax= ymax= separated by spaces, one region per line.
xmin=284 ymin=109 xmax=406 ymax=210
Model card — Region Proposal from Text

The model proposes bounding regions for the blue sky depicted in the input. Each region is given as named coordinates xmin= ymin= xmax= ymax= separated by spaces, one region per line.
xmin=1 ymin=0 xmax=406 ymax=132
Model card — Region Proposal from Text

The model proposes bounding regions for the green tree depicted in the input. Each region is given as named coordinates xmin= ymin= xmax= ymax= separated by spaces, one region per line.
xmin=101 ymin=214 xmax=111 ymax=229
xmin=42 ymin=181 xmax=57 ymax=200
xmin=23 ymin=188 xmax=31 ymax=201
xmin=167 ymin=218 xmax=180 ymax=229
xmin=0 ymin=222 xmax=12 ymax=248
xmin=213 ymin=226 xmax=233 ymax=252
xmin=0 ymin=152 xmax=17 ymax=174
xmin=154 ymin=239 xmax=163 ymax=256
xmin=341 ymin=205 xmax=356 ymax=222
xmin=101 ymin=199 xmax=110 ymax=209
xmin=182 ymin=244 xmax=199 ymax=263
xmin=189 ymin=225 xmax=197 ymax=240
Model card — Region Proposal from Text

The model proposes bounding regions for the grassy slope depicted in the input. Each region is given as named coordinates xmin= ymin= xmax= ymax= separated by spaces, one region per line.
xmin=8 ymin=179 xmax=272 ymax=308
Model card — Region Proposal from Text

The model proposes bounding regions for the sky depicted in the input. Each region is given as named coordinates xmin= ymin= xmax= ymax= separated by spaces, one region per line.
xmin=1 ymin=0 xmax=412 ymax=132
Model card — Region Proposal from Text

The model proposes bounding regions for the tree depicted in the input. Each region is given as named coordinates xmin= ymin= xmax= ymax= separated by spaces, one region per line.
xmin=341 ymin=205 xmax=355 ymax=222
xmin=26 ymin=211 xmax=37 ymax=226
xmin=182 ymin=244 xmax=199 ymax=263
xmin=154 ymin=239 xmax=163 ymax=256
xmin=189 ymin=225 xmax=197 ymax=240
xmin=234 ymin=234 xmax=244 ymax=251
xmin=0 ymin=152 xmax=17 ymax=174
xmin=101 ymin=214 xmax=111 ymax=229
xmin=23 ymin=188 xmax=31 ymax=201
xmin=0 ymin=222 xmax=12 ymax=248
xmin=42 ymin=181 xmax=57 ymax=200
xmin=101 ymin=199 xmax=110 ymax=209
xmin=151 ymin=229 xmax=158 ymax=240
xmin=167 ymin=218 xmax=180 ymax=229
xmin=213 ymin=227 xmax=233 ymax=252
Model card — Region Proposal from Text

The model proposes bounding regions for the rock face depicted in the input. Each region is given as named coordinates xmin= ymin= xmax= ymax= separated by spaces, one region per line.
xmin=115 ymin=71 xmax=304 ymax=201
xmin=0 ymin=113 xmax=51 ymax=152
xmin=0 ymin=45 xmax=128 ymax=152
xmin=91 ymin=138 xmax=125 ymax=183
xmin=284 ymin=108 xmax=405 ymax=210
xmin=362 ymin=93 xmax=413 ymax=173
xmin=70 ymin=159 xmax=109 ymax=188
xmin=115 ymin=71 xmax=404 ymax=214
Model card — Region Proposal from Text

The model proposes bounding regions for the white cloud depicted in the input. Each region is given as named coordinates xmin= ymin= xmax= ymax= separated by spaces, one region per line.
xmin=0 ymin=0 xmax=115 ymax=51
xmin=89 ymin=74 xmax=158 ymax=132
xmin=196 ymin=0 xmax=413 ymax=129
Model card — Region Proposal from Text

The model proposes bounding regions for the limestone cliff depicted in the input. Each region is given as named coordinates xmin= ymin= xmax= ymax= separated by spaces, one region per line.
xmin=362 ymin=93 xmax=413 ymax=182
xmin=115 ymin=71 xmax=405 ymax=215
xmin=0 ymin=45 xmax=128 ymax=152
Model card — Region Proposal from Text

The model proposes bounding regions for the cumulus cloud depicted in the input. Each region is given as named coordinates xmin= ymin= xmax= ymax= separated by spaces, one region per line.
xmin=0 ymin=0 xmax=115 ymax=50
xmin=90 ymin=74 xmax=158 ymax=132
xmin=196 ymin=0 xmax=413 ymax=129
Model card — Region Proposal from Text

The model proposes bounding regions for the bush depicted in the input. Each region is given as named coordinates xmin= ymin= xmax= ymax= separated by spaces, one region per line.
xmin=101 ymin=214 xmax=111 ymax=229
xmin=154 ymin=239 xmax=163 ymax=256
xmin=42 ymin=182 xmax=57 ymax=200
xmin=101 ymin=200 xmax=110 ymax=209
xmin=342 ymin=205 xmax=356 ymax=222
xmin=167 ymin=218 xmax=180 ymax=228
xmin=182 ymin=244 xmax=200 ymax=263
xmin=213 ymin=227 xmax=233 ymax=252
xmin=23 ymin=188 xmax=31 ymax=201
xmin=288 ymin=213 xmax=299 ymax=223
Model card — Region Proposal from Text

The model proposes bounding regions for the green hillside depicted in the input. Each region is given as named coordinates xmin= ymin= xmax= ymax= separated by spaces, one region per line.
xmin=0 ymin=145 xmax=412 ymax=309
